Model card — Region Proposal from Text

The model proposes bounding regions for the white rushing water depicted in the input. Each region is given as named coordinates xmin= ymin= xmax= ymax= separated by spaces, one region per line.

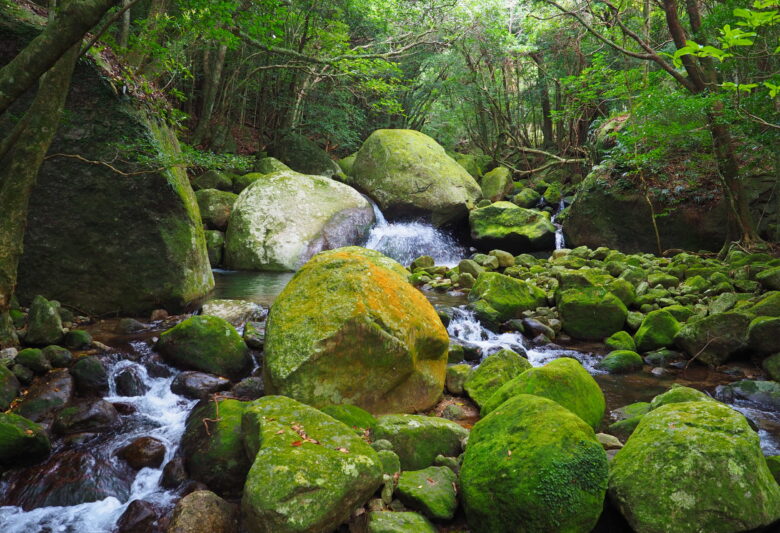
xmin=550 ymin=198 xmax=566 ymax=250
xmin=363 ymin=199 xmax=466 ymax=267
xmin=0 ymin=341 xmax=196 ymax=533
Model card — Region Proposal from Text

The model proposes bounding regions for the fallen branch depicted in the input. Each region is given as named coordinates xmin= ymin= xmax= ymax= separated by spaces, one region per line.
xmin=44 ymin=152 xmax=187 ymax=176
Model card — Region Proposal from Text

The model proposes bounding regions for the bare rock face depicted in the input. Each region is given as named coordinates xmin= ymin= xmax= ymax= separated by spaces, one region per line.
xmin=167 ymin=490 xmax=237 ymax=533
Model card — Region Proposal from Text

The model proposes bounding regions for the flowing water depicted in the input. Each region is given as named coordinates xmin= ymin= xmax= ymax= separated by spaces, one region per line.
xmin=551 ymin=199 xmax=566 ymax=250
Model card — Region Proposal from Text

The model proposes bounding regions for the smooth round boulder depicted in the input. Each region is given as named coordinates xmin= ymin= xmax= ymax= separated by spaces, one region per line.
xmin=167 ymin=490 xmax=237 ymax=533
xmin=463 ymin=348 xmax=531 ymax=408
xmin=461 ymin=394 xmax=608 ymax=533
xmin=633 ymin=309 xmax=680 ymax=353
xmin=597 ymin=350 xmax=643 ymax=375
xmin=480 ymin=166 xmax=512 ymax=202
xmin=24 ymin=295 xmax=63 ymax=346
xmin=53 ymin=399 xmax=119 ymax=435
xmin=71 ymin=356 xmax=109 ymax=395
xmin=558 ymin=287 xmax=627 ymax=340
xmin=264 ymin=247 xmax=449 ymax=414
xmin=350 ymin=129 xmax=481 ymax=226
xmin=0 ymin=365 xmax=20 ymax=410
xmin=609 ymin=401 xmax=780 ymax=532
xmin=469 ymin=202 xmax=556 ymax=252
xmin=156 ymin=316 xmax=251 ymax=380
xmin=224 ymin=170 xmax=374 ymax=271
xmin=467 ymin=272 xmax=546 ymax=323
xmin=117 ymin=436 xmax=166 ymax=470
xmin=171 ymin=371 xmax=231 ymax=400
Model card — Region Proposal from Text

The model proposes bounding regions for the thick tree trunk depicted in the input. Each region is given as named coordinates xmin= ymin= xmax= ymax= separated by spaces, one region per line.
xmin=191 ymin=43 xmax=228 ymax=146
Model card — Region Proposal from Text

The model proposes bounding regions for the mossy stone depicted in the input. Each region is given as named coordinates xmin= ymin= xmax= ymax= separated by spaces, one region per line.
xmin=674 ymin=312 xmax=751 ymax=366
xmin=0 ymin=365 xmax=20 ymax=411
xmin=558 ymin=287 xmax=627 ymax=340
xmin=633 ymin=309 xmax=680 ymax=353
xmin=253 ymin=156 xmax=291 ymax=175
xmin=767 ymin=456 xmax=780 ymax=484
xmin=180 ymin=398 xmax=251 ymax=498
xmin=597 ymin=350 xmax=643 ymax=374
xmin=445 ymin=364 xmax=472 ymax=395
xmin=204 ymin=230 xmax=225 ymax=266
xmin=264 ymin=247 xmax=449 ymax=414
xmin=461 ymin=394 xmax=608 ymax=533
xmin=71 ymin=356 xmax=108 ymax=395
xmin=63 ymin=329 xmax=92 ymax=350
xmin=396 ymin=466 xmax=458 ymax=520
xmin=0 ymin=412 xmax=51 ymax=468
xmin=192 ymin=170 xmax=233 ymax=191
xmin=469 ymin=202 xmax=556 ymax=252
xmin=15 ymin=348 xmax=51 ymax=374
xmin=377 ymin=450 xmax=401 ymax=477
xmin=480 ymin=357 xmax=605 ymax=429
xmin=604 ymin=331 xmax=636 ymax=352
xmin=762 ymin=352 xmax=780 ymax=381
xmin=756 ymin=266 xmax=780 ymax=290
xmin=241 ymin=396 xmax=383 ymax=533
xmin=337 ymin=153 xmax=356 ymax=175
xmin=42 ymin=345 xmax=72 ymax=368
xmin=608 ymin=401 xmax=780 ymax=533
xmin=320 ymin=404 xmax=378 ymax=434
xmin=372 ymin=414 xmax=469 ymax=471
xmin=24 ymin=295 xmax=63 ymax=346
xmin=267 ymin=132 xmax=340 ymax=177
xmin=231 ymin=172 xmax=264 ymax=194
xmin=747 ymin=316 xmax=780 ymax=355
xmin=367 ymin=511 xmax=437 ymax=533
xmin=747 ymin=291 xmax=780 ymax=317
xmin=157 ymin=315 xmax=250 ymax=380
xmin=463 ymin=349 xmax=532 ymax=408
xmin=468 ymin=272 xmax=546 ymax=322
xmin=512 ymin=187 xmax=541 ymax=208
xmin=480 ymin=166 xmax=512 ymax=202
xmin=195 ymin=189 xmax=237 ymax=231
xmin=649 ymin=385 xmax=715 ymax=410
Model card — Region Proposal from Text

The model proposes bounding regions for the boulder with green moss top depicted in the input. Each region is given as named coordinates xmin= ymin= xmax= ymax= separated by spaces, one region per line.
xmin=649 ymin=385 xmax=714 ymax=410
xmin=200 ymin=299 xmax=266 ymax=327
xmin=264 ymin=248 xmax=449 ymax=414
xmin=480 ymin=166 xmax=513 ymax=202
xmin=168 ymin=490 xmax=238 ymax=533
xmin=445 ymin=364 xmax=472 ymax=395
xmin=192 ymin=170 xmax=233 ymax=191
xmin=469 ymin=202 xmax=556 ymax=252
xmin=320 ymin=404 xmax=377 ymax=435
xmin=558 ymin=288 xmax=627 ymax=340
xmin=461 ymin=394 xmax=608 ymax=533
xmin=15 ymin=348 xmax=50 ymax=375
xmin=24 ymin=295 xmax=63 ymax=346
xmin=337 ymin=153 xmax=356 ymax=175
xmin=231 ymin=172 xmax=264 ymax=194
xmin=0 ymin=412 xmax=51 ymax=468
xmin=748 ymin=291 xmax=780 ymax=317
xmin=463 ymin=349 xmax=531 ymax=408
xmin=241 ymin=395 xmax=383 ymax=533
xmin=156 ymin=316 xmax=251 ymax=380
xmin=224 ymin=171 xmax=374 ymax=271
xmin=757 ymin=266 xmax=780 ymax=290
xmin=180 ymin=398 xmax=250 ymax=498
xmin=604 ymin=331 xmax=635 ymax=352
xmin=372 ymin=414 xmax=468 ymax=470
xmin=350 ymin=129 xmax=481 ymax=226
xmin=597 ymin=350 xmax=643 ymax=374
xmin=267 ymin=132 xmax=340 ymax=177
xmin=608 ymin=401 xmax=780 ymax=533
xmin=468 ymin=272 xmax=546 ymax=323
xmin=747 ymin=316 xmax=780 ymax=355
xmin=512 ymin=188 xmax=541 ymax=208
xmin=396 ymin=466 xmax=458 ymax=520
xmin=763 ymin=352 xmax=780 ymax=381
xmin=195 ymin=189 xmax=237 ymax=231
xmin=543 ymin=182 xmax=562 ymax=204
xmin=204 ymin=230 xmax=225 ymax=266
xmin=767 ymin=456 xmax=780 ymax=484
xmin=367 ymin=512 xmax=437 ymax=533
xmin=674 ymin=312 xmax=751 ymax=366
xmin=633 ymin=309 xmax=680 ymax=353
xmin=253 ymin=156 xmax=291 ymax=175
xmin=0 ymin=365 xmax=20 ymax=411
xmin=481 ymin=357 xmax=605 ymax=429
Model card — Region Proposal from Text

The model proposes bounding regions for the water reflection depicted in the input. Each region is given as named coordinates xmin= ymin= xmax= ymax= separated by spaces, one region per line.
xmin=210 ymin=269 xmax=294 ymax=307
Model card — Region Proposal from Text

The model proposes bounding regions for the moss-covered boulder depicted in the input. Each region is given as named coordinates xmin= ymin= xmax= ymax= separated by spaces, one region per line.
xmin=468 ymin=272 xmax=546 ymax=323
xmin=633 ymin=309 xmax=680 ymax=353
xmin=757 ymin=266 xmax=780 ymax=290
xmin=180 ymin=398 xmax=251 ymax=498
xmin=15 ymin=348 xmax=50 ymax=375
xmin=224 ymin=170 xmax=374 ymax=271
xmin=24 ymin=295 xmax=63 ymax=346
xmin=604 ymin=330 xmax=636 ymax=352
xmin=241 ymin=396 xmax=383 ymax=533
xmin=168 ymin=490 xmax=238 ymax=533
xmin=597 ymin=350 xmax=643 ymax=374
xmin=608 ymin=401 xmax=780 ymax=532
xmin=463 ymin=349 xmax=532 ymax=408
xmin=204 ymin=230 xmax=225 ymax=266
xmin=267 ymin=132 xmax=341 ymax=177
xmin=396 ymin=466 xmax=458 ymax=520
xmin=320 ymin=404 xmax=377 ymax=435
xmin=3 ymin=12 xmax=214 ymax=314
xmin=192 ymin=170 xmax=234 ymax=191
xmin=253 ymin=156 xmax=292 ymax=175
xmin=558 ymin=288 xmax=627 ymax=340
xmin=367 ymin=512 xmax=437 ymax=533
xmin=513 ymin=187 xmax=542 ymax=208
xmin=0 ymin=412 xmax=51 ymax=468
xmin=461 ymin=394 xmax=608 ymax=533
xmin=763 ymin=352 xmax=780 ymax=381
xmin=481 ymin=357 xmax=605 ymax=429
xmin=480 ymin=166 xmax=513 ymax=202
xmin=350 ymin=129 xmax=481 ymax=226
xmin=372 ymin=414 xmax=469 ymax=470
xmin=469 ymin=202 xmax=556 ymax=252
xmin=195 ymin=189 xmax=237 ymax=231
xmin=650 ymin=385 xmax=714 ymax=410
xmin=264 ymin=247 xmax=449 ymax=414
xmin=156 ymin=316 xmax=251 ymax=380
xmin=674 ymin=312 xmax=751 ymax=366
xmin=747 ymin=316 xmax=780 ymax=355
xmin=716 ymin=379 xmax=780 ymax=411
xmin=0 ymin=365 xmax=20 ymax=411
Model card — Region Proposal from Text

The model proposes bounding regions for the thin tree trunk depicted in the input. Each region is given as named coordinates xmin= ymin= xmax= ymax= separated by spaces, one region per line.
xmin=119 ymin=0 xmax=131 ymax=48
xmin=192 ymin=43 xmax=228 ymax=146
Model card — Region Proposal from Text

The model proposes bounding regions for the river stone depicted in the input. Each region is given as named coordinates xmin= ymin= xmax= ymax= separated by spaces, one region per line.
xmin=367 ymin=511 xmax=437 ymax=533
xmin=350 ymin=129 xmax=481 ymax=226
xmin=674 ymin=312 xmax=751 ymax=366
xmin=372 ymin=414 xmax=469 ymax=470
xmin=608 ymin=401 xmax=780 ymax=532
xmin=747 ymin=316 xmax=780 ymax=355
xmin=480 ymin=166 xmax=513 ymax=202
xmin=241 ymin=395 xmax=383 ymax=533
xmin=200 ymin=299 xmax=266 ymax=327
xmin=604 ymin=330 xmax=636 ymax=352
xmin=15 ymin=348 xmax=50 ymax=374
xmin=445 ymin=364 xmax=472 ymax=395
xmin=195 ymin=189 xmax=237 ymax=231
xmin=463 ymin=349 xmax=531 ymax=408
xmin=715 ymin=379 xmax=780 ymax=412
xmin=461 ymin=394 xmax=608 ymax=533
xmin=243 ymin=321 xmax=264 ymax=349
xmin=14 ymin=368 xmax=74 ymax=423
xmin=168 ymin=490 xmax=238 ymax=533
xmin=161 ymin=457 xmax=188 ymax=489
xmin=42 ymin=345 xmax=72 ymax=368
xmin=512 ymin=187 xmax=541 ymax=208
xmin=171 ymin=371 xmax=231 ymax=400
xmin=469 ymin=202 xmax=556 ymax=252
xmin=192 ymin=170 xmax=233 ymax=191
xmin=763 ymin=352 xmax=780 ymax=381
xmin=757 ymin=266 xmax=780 ymax=290
xmin=224 ymin=170 xmax=374 ymax=271
xmin=264 ymin=247 xmax=449 ymax=414
xmin=748 ymin=291 xmax=780 ymax=317
xmin=0 ymin=364 xmax=20 ymax=410
xmin=558 ymin=287 xmax=627 ymax=340
xmin=63 ymin=329 xmax=93 ymax=350
xmin=180 ymin=398 xmax=251 ymax=498
xmin=396 ymin=466 xmax=458 ymax=520
xmin=481 ymin=357 xmax=605 ymax=430
xmin=253 ymin=156 xmax=292 ymax=175
xmin=156 ymin=316 xmax=251 ymax=380
xmin=320 ymin=404 xmax=378 ymax=434
xmin=118 ymin=436 xmax=167 ymax=470
xmin=633 ymin=309 xmax=680 ymax=353
xmin=53 ymin=399 xmax=119 ymax=435
xmin=116 ymin=500 xmax=159 ymax=533
xmin=204 ymin=230 xmax=224 ymax=266
xmin=71 ymin=356 xmax=109 ymax=395
xmin=0 ymin=412 xmax=51 ymax=468
xmin=468 ymin=272 xmax=546 ymax=322
xmin=230 ymin=376 xmax=265 ymax=400
xmin=114 ymin=366 xmax=149 ymax=397
xmin=24 ymin=295 xmax=63 ymax=346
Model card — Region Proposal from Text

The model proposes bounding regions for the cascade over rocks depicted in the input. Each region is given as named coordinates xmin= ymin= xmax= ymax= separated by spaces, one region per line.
xmin=350 ymin=129 xmax=481 ymax=226
xmin=263 ymin=247 xmax=449 ymax=414
xmin=224 ymin=170 xmax=374 ymax=271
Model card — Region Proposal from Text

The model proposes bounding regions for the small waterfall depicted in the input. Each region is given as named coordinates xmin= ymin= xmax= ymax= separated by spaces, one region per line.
xmin=551 ymin=199 xmax=566 ymax=250
xmin=363 ymin=198 xmax=466 ymax=267
xmin=446 ymin=307 xmax=603 ymax=372
xmin=0 ymin=342 xmax=196 ymax=532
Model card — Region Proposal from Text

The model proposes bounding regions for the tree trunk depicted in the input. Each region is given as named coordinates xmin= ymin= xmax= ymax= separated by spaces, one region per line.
xmin=119 ymin=0 xmax=131 ymax=48
xmin=191 ymin=43 xmax=228 ymax=146
xmin=531 ymin=53 xmax=553 ymax=148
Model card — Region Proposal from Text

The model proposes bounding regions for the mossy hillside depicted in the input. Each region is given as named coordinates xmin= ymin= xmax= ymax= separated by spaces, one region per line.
xmin=241 ymin=396 xmax=383 ymax=533
xmin=372 ymin=414 xmax=469 ymax=470
xmin=156 ymin=315 xmax=251 ymax=380
xmin=180 ymin=398 xmax=251 ymax=498
xmin=264 ymin=247 xmax=449 ymax=414
xmin=13 ymin=57 xmax=214 ymax=314
xmin=461 ymin=394 xmax=608 ymax=533
xmin=557 ymin=287 xmax=627 ymax=340
xmin=468 ymin=272 xmax=547 ymax=322
xmin=480 ymin=357 xmax=605 ymax=429
xmin=463 ymin=349 xmax=532 ymax=409
xmin=0 ymin=412 xmax=51 ymax=468
xmin=609 ymin=401 xmax=780 ymax=533
xmin=633 ymin=309 xmax=681 ymax=352
xmin=469 ymin=202 xmax=556 ymax=252
xmin=350 ymin=129 xmax=481 ymax=226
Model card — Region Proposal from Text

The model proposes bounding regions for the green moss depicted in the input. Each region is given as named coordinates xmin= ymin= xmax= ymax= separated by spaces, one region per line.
xmin=0 ymin=365 xmax=19 ymax=410
xmin=320 ymin=404 xmax=377 ymax=434
xmin=604 ymin=331 xmax=636 ymax=352
xmin=597 ymin=350 xmax=643 ymax=374
xmin=372 ymin=414 xmax=469 ymax=470
xmin=558 ymin=287 xmax=627 ymax=340
xmin=633 ymin=309 xmax=680 ymax=353
xmin=367 ymin=512 xmax=437 ymax=533
xmin=469 ymin=202 xmax=556 ymax=252
xmin=747 ymin=316 xmax=780 ymax=355
xmin=464 ymin=349 xmax=532 ymax=408
xmin=396 ymin=466 xmax=458 ymax=520
xmin=649 ymin=385 xmax=715 ymax=410
xmin=674 ymin=312 xmax=751 ymax=366
xmin=512 ymin=188 xmax=541 ymax=208
xmin=468 ymin=272 xmax=547 ymax=322
xmin=0 ymin=412 xmax=51 ymax=467
xmin=480 ymin=166 xmax=512 ymax=202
